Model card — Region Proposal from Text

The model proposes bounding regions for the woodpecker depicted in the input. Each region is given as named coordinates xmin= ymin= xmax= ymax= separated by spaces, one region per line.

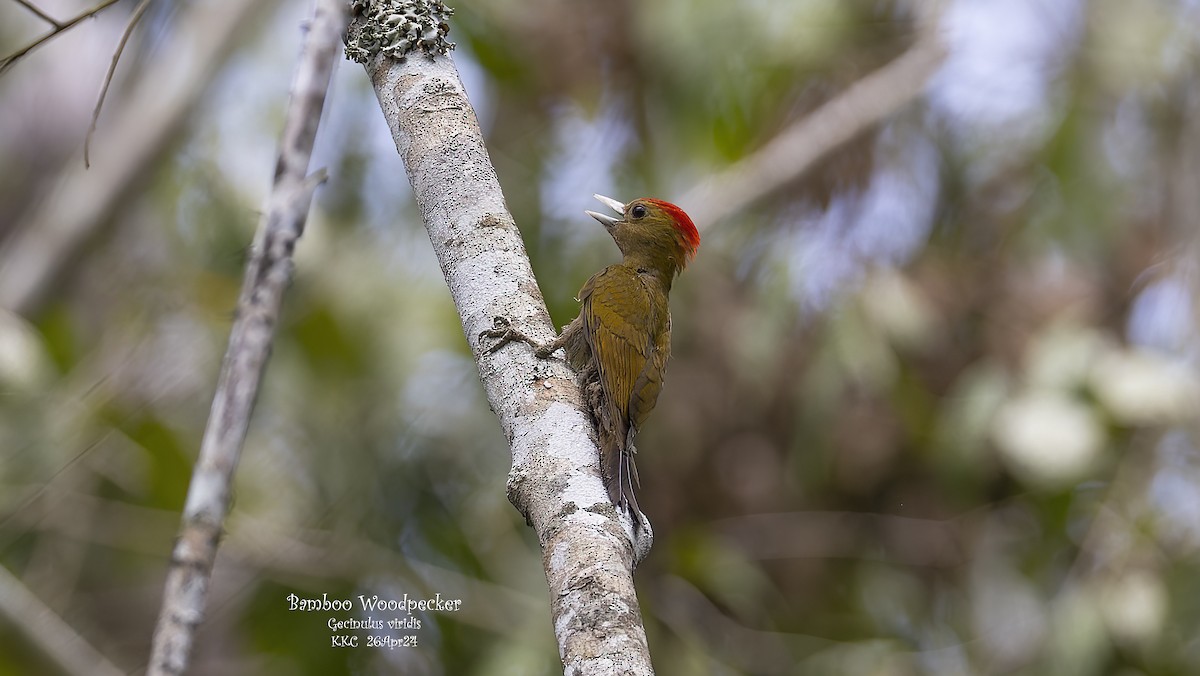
xmin=483 ymin=194 xmax=699 ymax=543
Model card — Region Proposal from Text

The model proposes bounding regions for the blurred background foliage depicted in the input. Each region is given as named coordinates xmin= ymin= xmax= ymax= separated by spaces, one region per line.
xmin=1 ymin=0 xmax=1199 ymax=674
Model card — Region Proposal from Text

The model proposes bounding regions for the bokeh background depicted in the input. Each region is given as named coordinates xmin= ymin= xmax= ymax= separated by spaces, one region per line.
xmin=2 ymin=0 xmax=1199 ymax=674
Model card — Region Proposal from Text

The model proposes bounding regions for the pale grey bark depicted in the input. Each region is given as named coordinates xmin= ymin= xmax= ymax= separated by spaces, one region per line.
xmin=357 ymin=37 xmax=654 ymax=676
xmin=145 ymin=1 xmax=348 ymax=673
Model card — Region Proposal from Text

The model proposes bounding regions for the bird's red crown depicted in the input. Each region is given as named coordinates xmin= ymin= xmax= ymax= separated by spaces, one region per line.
xmin=645 ymin=198 xmax=700 ymax=261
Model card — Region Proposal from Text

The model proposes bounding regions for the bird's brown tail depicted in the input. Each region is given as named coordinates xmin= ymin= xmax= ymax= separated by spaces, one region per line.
xmin=601 ymin=428 xmax=642 ymax=531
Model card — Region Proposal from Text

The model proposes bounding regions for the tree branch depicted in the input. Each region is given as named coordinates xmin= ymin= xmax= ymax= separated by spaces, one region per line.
xmin=0 ymin=0 xmax=122 ymax=75
xmin=144 ymin=0 xmax=347 ymax=674
xmin=0 ymin=0 xmax=267 ymax=316
xmin=85 ymin=0 xmax=155 ymax=168
xmin=348 ymin=1 xmax=653 ymax=672
xmin=0 ymin=563 xmax=124 ymax=676
xmin=12 ymin=0 xmax=63 ymax=28
xmin=678 ymin=2 xmax=946 ymax=228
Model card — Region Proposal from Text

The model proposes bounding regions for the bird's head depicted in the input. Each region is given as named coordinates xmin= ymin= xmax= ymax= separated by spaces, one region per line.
xmin=586 ymin=194 xmax=700 ymax=276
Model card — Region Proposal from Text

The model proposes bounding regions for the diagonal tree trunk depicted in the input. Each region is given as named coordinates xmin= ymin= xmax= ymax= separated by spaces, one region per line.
xmin=347 ymin=2 xmax=654 ymax=673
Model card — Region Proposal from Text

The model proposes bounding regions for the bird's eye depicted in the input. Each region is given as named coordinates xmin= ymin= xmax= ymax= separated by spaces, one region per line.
xmin=630 ymin=204 xmax=648 ymax=219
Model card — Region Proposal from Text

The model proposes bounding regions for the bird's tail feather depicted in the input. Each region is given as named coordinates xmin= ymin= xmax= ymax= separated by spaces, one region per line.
xmin=602 ymin=430 xmax=642 ymax=532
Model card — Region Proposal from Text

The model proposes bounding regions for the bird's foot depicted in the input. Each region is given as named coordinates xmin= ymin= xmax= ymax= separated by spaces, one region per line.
xmin=480 ymin=317 xmax=554 ymax=357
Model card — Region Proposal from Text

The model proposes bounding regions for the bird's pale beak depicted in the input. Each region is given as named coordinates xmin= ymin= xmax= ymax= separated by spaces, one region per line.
xmin=585 ymin=194 xmax=624 ymax=229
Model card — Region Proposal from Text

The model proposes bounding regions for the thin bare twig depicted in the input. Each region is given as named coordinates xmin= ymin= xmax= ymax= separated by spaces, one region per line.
xmin=0 ymin=0 xmax=122 ymax=75
xmin=0 ymin=0 xmax=268 ymax=316
xmin=85 ymin=0 xmax=155 ymax=168
xmin=0 ymin=564 xmax=124 ymax=676
xmin=145 ymin=0 xmax=347 ymax=673
xmin=12 ymin=0 xmax=63 ymax=28
xmin=679 ymin=2 xmax=946 ymax=228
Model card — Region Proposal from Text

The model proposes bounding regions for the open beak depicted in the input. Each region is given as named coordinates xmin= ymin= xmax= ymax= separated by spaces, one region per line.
xmin=585 ymin=194 xmax=625 ymax=229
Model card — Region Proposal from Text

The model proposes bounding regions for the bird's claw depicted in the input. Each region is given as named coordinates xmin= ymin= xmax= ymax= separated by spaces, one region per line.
xmin=479 ymin=317 xmax=511 ymax=353
xmin=479 ymin=316 xmax=528 ymax=354
xmin=479 ymin=316 xmax=563 ymax=360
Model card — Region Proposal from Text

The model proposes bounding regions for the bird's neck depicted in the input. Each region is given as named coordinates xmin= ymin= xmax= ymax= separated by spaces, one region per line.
xmin=619 ymin=254 xmax=678 ymax=293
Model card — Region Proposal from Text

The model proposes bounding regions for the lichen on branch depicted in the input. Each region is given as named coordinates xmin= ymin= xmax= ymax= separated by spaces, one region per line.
xmin=345 ymin=0 xmax=455 ymax=64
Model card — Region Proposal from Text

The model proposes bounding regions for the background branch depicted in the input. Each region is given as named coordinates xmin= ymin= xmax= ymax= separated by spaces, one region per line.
xmin=0 ymin=564 xmax=124 ymax=676
xmin=12 ymin=0 xmax=63 ymax=28
xmin=0 ymin=0 xmax=122 ymax=75
xmin=144 ymin=0 xmax=347 ymax=673
xmin=351 ymin=6 xmax=653 ymax=671
xmin=679 ymin=2 xmax=946 ymax=228
xmin=0 ymin=0 xmax=265 ymax=316
xmin=85 ymin=0 xmax=155 ymax=168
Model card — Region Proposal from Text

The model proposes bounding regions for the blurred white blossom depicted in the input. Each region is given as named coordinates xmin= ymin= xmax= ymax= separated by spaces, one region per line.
xmin=992 ymin=391 xmax=1104 ymax=489
xmin=1025 ymin=324 xmax=1106 ymax=391
xmin=1099 ymin=571 xmax=1167 ymax=647
xmin=0 ymin=309 xmax=52 ymax=391
xmin=1089 ymin=348 xmax=1200 ymax=425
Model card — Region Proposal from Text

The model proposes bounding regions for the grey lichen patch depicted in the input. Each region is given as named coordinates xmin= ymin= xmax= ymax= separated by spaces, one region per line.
xmin=506 ymin=467 xmax=531 ymax=521
xmin=517 ymin=277 xmax=546 ymax=304
xmin=345 ymin=0 xmax=455 ymax=64
xmin=477 ymin=212 xmax=507 ymax=229
xmin=583 ymin=502 xmax=616 ymax=519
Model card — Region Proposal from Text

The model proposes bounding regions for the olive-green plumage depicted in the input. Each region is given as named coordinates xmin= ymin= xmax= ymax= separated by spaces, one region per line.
xmin=522 ymin=196 xmax=699 ymax=525
xmin=482 ymin=195 xmax=699 ymax=528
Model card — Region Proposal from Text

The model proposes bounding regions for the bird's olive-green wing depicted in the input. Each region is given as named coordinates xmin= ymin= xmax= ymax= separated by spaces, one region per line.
xmin=626 ymin=313 xmax=669 ymax=435
xmin=580 ymin=267 xmax=654 ymax=438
